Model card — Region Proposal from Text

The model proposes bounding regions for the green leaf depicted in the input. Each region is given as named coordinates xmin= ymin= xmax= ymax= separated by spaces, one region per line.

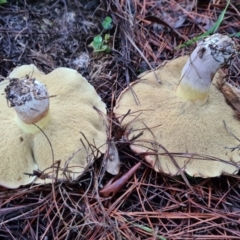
xmin=102 ymin=16 xmax=112 ymax=30
xmin=92 ymin=41 xmax=101 ymax=50
xmin=104 ymin=33 xmax=110 ymax=41
xmin=122 ymin=217 xmax=166 ymax=240
xmin=93 ymin=35 xmax=103 ymax=43
xmin=230 ymin=32 xmax=240 ymax=38
xmin=131 ymin=224 xmax=166 ymax=240
xmin=93 ymin=45 xmax=111 ymax=53
xmin=211 ymin=0 xmax=230 ymax=33
xmin=0 ymin=0 xmax=7 ymax=4
xmin=102 ymin=45 xmax=111 ymax=53
xmin=176 ymin=0 xmax=231 ymax=49
xmin=89 ymin=35 xmax=102 ymax=51
xmin=92 ymin=35 xmax=103 ymax=50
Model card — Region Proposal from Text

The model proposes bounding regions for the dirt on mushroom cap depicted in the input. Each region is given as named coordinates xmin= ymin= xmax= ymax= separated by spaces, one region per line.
xmin=114 ymin=56 xmax=240 ymax=178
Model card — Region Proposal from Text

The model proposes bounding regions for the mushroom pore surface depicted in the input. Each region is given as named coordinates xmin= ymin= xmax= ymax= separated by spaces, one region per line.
xmin=114 ymin=56 xmax=240 ymax=178
xmin=0 ymin=65 xmax=108 ymax=187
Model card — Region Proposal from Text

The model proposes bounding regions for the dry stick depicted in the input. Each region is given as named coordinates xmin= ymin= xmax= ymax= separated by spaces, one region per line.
xmin=0 ymin=199 xmax=47 ymax=219
xmin=223 ymin=120 xmax=240 ymax=144
xmin=0 ymin=201 xmax=46 ymax=225
xmin=33 ymin=123 xmax=55 ymax=167
xmin=85 ymin=148 xmax=122 ymax=239
xmin=134 ymin=172 xmax=155 ymax=232
xmin=123 ymin=29 xmax=161 ymax=84
xmin=186 ymin=198 xmax=240 ymax=226
xmin=33 ymin=123 xmax=67 ymax=235
xmin=230 ymin=2 xmax=240 ymax=15
xmin=40 ymin=202 xmax=64 ymax=240
xmin=94 ymin=103 xmax=120 ymax=177
xmin=143 ymin=16 xmax=187 ymax=41
xmin=214 ymin=181 xmax=239 ymax=209
xmin=50 ymin=176 xmax=67 ymax=235
xmin=131 ymin=137 xmax=195 ymax=193
xmin=90 ymin=164 xmax=138 ymax=239
xmin=99 ymin=162 xmax=141 ymax=197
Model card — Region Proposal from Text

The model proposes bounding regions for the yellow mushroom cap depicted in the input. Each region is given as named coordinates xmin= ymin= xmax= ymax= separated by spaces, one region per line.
xmin=0 ymin=125 xmax=37 ymax=189
xmin=0 ymin=65 xmax=107 ymax=188
xmin=114 ymin=56 xmax=240 ymax=178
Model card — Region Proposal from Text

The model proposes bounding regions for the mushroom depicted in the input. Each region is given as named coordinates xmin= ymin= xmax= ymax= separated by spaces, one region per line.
xmin=0 ymin=65 xmax=108 ymax=188
xmin=114 ymin=34 xmax=240 ymax=178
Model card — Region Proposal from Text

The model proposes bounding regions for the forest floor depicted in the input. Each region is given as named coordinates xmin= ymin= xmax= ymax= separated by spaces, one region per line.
xmin=0 ymin=0 xmax=240 ymax=239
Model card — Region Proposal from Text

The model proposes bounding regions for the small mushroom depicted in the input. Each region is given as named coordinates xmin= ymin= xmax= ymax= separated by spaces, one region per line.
xmin=114 ymin=34 xmax=240 ymax=178
xmin=0 ymin=65 xmax=107 ymax=188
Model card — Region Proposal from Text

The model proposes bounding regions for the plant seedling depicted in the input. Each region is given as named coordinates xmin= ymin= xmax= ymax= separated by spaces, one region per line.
xmin=102 ymin=16 xmax=112 ymax=30
xmin=89 ymin=16 xmax=112 ymax=53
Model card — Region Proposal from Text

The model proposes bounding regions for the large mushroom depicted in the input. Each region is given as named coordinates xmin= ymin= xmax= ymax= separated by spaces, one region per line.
xmin=114 ymin=34 xmax=240 ymax=178
xmin=0 ymin=65 xmax=108 ymax=188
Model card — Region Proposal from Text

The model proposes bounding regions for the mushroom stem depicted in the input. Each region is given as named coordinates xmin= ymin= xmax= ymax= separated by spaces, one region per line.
xmin=5 ymin=77 xmax=49 ymax=124
xmin=176 ymin=34 xmax=236 ymax=105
